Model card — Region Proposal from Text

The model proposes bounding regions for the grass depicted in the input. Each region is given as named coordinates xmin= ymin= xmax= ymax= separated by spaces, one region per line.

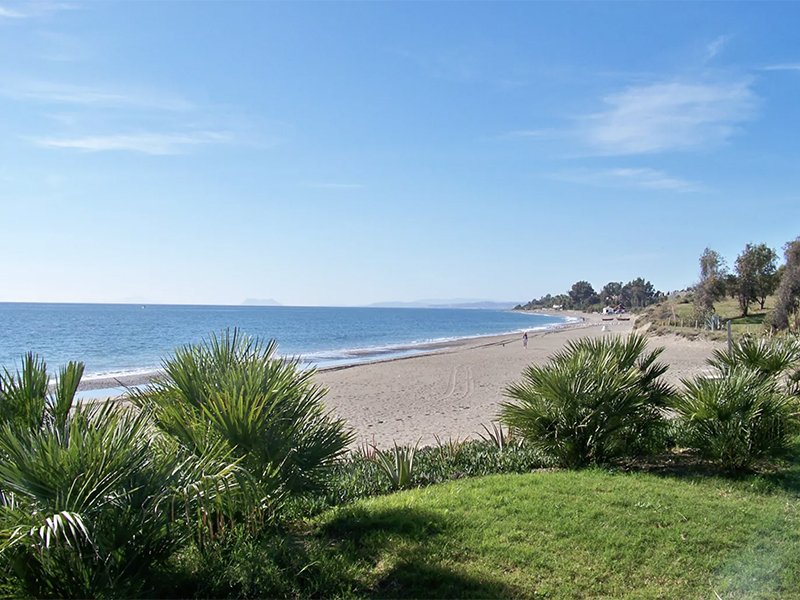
xmin=6 ymin=337 xmax=800 ymax=598
xmin=189 ymin=444 xmax=800 ymax=599
xmin=310 ymin=467 xmax=800 ymax=599
xmin=640 ymin=296 xmax=774 ymax=339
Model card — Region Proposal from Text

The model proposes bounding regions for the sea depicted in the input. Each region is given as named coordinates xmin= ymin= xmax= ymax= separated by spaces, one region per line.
xmin=0 ymin=303 xmax=571 ymax=397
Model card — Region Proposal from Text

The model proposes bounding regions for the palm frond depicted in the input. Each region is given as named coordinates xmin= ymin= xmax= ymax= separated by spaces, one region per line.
xmin=673 ymin=366 xmax=798 ymax=469
xmin=132 ymin=328 xmax=354 ymax=519
xmin=501 ymin=334 xmax=672 ymax=466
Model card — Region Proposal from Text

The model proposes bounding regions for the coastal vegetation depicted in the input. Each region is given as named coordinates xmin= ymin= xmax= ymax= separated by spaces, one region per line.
xmin=2 ymin=330 xmax=800 ymax=597
xmin=0 ymin=354 xmax=240 ymax=598
xmin=639 ymin=294 xmax=774 ymax=339
xmin=674 ymin=367 xmax=797 ymax=470
xmin=514 ymin=277 xmax=662 ymax=312
xmin=129 ymin=329 xmax=353 ymax=523
xmin=771 ymin=238 xmax=800 ymax=331
xmin=517 ymin=235 xmax=800 ymax=338
xmin=500 ymin=334 xmax=672 ymax=467
xmin=671 ymin=335 xmax=800 ymax=470
xmin=690 ymin=238 xmax=800 ymax=333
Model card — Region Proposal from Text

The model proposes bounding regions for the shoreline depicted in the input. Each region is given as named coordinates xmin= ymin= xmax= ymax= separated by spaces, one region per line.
xmin=76 ymin=311 xmax=588 ymax=392
xmin=72 ymin=311 xmax=724 ymax=448
xmin=314 ymin=314 xmax=723 ymax=448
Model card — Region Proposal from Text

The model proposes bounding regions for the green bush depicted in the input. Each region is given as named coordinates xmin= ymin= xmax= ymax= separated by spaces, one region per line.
xmin=500 ymin=334 xmax=673 ymax=467
xmin=673 ymin=367 xmax=799 ymax=470
xmin=709 ymin=335 xmax=800 ymax=384
xmin=131 ymin=329 xmax=353 ymax=522
xmin=0 ymin=354 xmax=238 ymax=598
xmin=286 ymin=439 xmax=553 ymax=516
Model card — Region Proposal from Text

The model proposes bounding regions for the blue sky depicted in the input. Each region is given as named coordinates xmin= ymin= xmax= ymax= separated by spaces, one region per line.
xmin=1 ymin=1 xmax=799 ymax=306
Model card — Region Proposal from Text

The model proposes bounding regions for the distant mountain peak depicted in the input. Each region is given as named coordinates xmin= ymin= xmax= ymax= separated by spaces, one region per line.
xmin=368 ymin=299 xmax=519 ymax=309
xmin=241 ymin=298 xmax=282 ymax=306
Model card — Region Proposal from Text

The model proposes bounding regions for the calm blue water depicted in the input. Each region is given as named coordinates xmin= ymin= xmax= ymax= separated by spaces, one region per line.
xmin=0 ymin=303 xmax=569 ymax=378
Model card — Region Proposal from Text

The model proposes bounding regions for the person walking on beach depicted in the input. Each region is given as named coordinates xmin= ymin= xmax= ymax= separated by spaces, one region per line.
xmin=523 ymin=332 xmax=528 ymax=348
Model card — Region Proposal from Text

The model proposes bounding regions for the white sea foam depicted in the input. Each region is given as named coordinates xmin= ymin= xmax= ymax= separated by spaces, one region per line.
xmin=297 ymin=318 xmax=571 ymax=369
xmin=80 ymin=366 xmax=161 ymax=381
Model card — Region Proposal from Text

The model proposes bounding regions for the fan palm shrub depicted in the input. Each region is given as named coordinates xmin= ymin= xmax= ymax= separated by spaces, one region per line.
xmin=131 ymin=329 xmax=353 ymax=522
xmin=708 ymin=335 xmax=800 ymax=387
xmin=672 ymin=367 xmax=799 ymax=470
xmin=501 ymin=334 xmax=673 ymax=467
xmin=0 ymin=354 xmax=239 ymax=598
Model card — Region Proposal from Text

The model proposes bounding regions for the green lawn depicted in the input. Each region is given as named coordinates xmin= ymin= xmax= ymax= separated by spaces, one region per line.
xmin=309 ymin=468 xmax=800 ymax=599
xmin=641 ymin=296 xmax=774 ymax=339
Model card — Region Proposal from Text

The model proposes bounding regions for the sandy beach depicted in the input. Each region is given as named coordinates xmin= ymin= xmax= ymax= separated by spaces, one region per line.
xmin=315 ymin=312 xmax=724 ymax=448
xmin=78 ymin=311 xmax=724 ymax=449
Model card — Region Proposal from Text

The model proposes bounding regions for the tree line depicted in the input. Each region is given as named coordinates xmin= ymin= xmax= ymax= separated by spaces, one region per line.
xmin=694 ymin=236 xmax=800 ymax=329
xmin=515 ymin=277 xmax=663 ymax=312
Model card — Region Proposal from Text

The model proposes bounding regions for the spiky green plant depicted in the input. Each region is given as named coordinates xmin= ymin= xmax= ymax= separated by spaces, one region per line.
xmin=0 ymin=354 xmax=240 ymax=598
xmin=131 ymin=329 xmax=353 ymax=520
xmin=478 ymin=422 xmax=513 ymax=451
xmin=372 ymin=441 xmax=418 ymax=490
xmin=433 ymin=434 xmax=467 ymax=462
xmin=709 ymin=335 xmax=800 ymax=384
xmin=672 ymin=367 xmax=799 ymax=470
xmin=0 ymin=352 xmax=52 ymax=432
xmin=501 ymin=334 xmax=673 ymax=467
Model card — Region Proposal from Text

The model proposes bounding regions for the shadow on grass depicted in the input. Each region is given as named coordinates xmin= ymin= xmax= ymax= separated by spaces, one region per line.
xmin=612 ymin=442 xmax=800 ymax=497
xmin=729 ymin=311 xmax=767 ymax=325
xmin=320 ymin=506 xmax=518 ymax=599
xmin=372 ymin=560 xmax=518 ymax=599
xmin=322 ymin=505 xmax=446 ymax=540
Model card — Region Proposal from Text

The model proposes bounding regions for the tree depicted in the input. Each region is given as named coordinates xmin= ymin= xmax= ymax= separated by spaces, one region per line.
xmin=724 ymin=273 xmax=739 ymax=300
xmin=735 ymin=243 xmax=778 ymax=316
xmin=568 ymin=280 xmax=599 ymax=310
xmin=621 ymin=277 xmax=657 ymax=309
xmin=770 ymin=238 xmax=800 ymax=330
xmin=601 ymin=282 xmax=623 ymax=304
xmin=752 ymin=244 xmax=779 ymax=309
xmin=734 ymin=247 xmax=758 ymax=317
xmin=694 ymin=248 xmax=727 ymax=318
xmin=553 ymin=293 xmax=571 ymax=308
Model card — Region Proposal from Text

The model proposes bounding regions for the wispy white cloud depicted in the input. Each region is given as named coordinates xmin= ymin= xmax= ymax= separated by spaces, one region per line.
xmin=550 ymin=167 xmax=701 ymax=193
xmin=12 ymin=80 xmax=270 ymax=155
xmin=302 ymin=182 xmax=366 ymax=190
xmin=763 ymin=63 xmax=800 ymax=72
xmin=705 ymin=35 xmax=732 ymax=61
xmin=0 ymin=1 xmax=77 ymax=19
xmin=3 ymin=80 xmax=193 ymax=110
xmin=32 ymin=131 xmax=231 ymax=155
xmin=0 ymin=6 xmax=25 ymax=17
xmin=581 ymin=79 xmax=757 ymax=155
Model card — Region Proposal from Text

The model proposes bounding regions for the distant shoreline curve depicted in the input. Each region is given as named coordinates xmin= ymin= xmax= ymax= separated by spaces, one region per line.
xmin=75 ymin=312 xmax=589 ymax=393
